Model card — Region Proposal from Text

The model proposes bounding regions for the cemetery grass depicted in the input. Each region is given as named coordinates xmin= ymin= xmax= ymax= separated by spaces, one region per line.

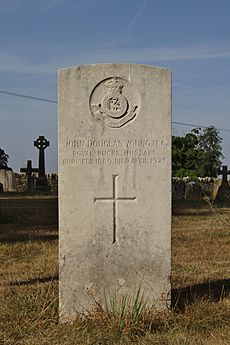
xmin=0 ymin=198 xmax=230 ymax=344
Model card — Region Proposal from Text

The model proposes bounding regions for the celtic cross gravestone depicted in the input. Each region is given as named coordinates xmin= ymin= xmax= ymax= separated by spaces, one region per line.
xmin=59 ymin=64 xmax=171 ymax=321
xmin=34 ymin=136 xmax=50 ymax=191
xmin=34 ymin=136 xmax=49 ymax=178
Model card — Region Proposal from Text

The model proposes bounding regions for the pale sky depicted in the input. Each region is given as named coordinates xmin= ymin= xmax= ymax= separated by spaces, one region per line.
xmin=1 ymin=0 xmax=230 ymax=172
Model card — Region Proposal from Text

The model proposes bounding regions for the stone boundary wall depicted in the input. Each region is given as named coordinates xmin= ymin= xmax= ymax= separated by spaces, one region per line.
xmin=172 ymin=177 xmax=222 ymax=201
xmin=1 ymin=172 xmax=224 ymax=200
xmin=15 ymin=173 xmax=58 ymax=194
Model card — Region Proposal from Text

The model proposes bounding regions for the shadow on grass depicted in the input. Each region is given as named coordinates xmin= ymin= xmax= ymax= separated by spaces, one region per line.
xmin=172 ymin=209 xmax=215 ymax=217
xmin=173 ymin=200 xmax=230 ymax=216
xmin=0 ymin=197 xmax=58 ymax=226
xmin=172 ymin=200 xmax=213 ymax=216
xmin=172 ymin=278 xmax=230 ymax=311
xmin=0 ymin=233 xmax=58 ymax=243
xmin=3 ymin=275 xmax=230 ymax=315
xmin=0 ymin=223 xmax=58 ymax=243
xmin=0 ymin=275 xmax=59 ymax=287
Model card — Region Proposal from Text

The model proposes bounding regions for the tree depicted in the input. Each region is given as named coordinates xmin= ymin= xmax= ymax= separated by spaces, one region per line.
xmin=172 ymin=126 xmax=223 ymax=178
xmin=0 ymin=148 xmax=9 ymax=169
xmin=172 ymin=132 xmax=199 ymax=177
xmin=196 ymin=126 xmax=224 ymax=177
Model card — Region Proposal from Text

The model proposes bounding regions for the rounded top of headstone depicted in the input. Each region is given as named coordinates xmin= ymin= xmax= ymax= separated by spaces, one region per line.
xmin=58 ymin=63 xmax=172 ymax=73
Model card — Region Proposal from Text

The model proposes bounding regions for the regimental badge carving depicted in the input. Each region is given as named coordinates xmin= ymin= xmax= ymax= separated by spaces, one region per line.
xmin=89 ymin=77 xmax=141 ymax=128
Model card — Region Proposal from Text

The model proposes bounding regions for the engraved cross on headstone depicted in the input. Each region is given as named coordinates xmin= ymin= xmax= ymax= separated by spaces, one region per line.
xmin=94 ymin=175 xmax=137 ymax=244
xmin=20 ymin=160 xmax=38 ymax=190
xmin=34 ymin=136 xmax=49 ymax=178
xmin=219 ymin=165 xmax=230 ymax=186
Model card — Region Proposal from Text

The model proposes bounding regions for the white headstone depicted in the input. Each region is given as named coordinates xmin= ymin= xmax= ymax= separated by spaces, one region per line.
xmin=59 ymin=64 xmax=171 ymax=321
xmin=0 ymin=169 xmax=16 ymax=192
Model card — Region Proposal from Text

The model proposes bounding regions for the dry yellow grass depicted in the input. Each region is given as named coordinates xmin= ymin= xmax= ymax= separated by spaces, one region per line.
xmin=0 ymin=197 xmax=229 ymax=345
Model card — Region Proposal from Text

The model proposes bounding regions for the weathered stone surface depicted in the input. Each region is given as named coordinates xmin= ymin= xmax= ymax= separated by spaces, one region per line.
xmin=58 ymin=64 xmax=171 ymax=321
xmin=0 ymin=169 xmax=16 ymax=192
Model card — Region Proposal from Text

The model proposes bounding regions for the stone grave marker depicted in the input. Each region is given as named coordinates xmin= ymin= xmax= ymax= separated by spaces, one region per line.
xmin=215 ymin=165 xmax=230 ymax=201
xmin=59 ymin=64 xmax=171 ymax=321
xmin=219 ymin=165 xmax=230 ymax=185
xmin=0 ymin=170 xmax=16 ymax=192
xmin=20 ymin=160 xmax=38 ymax=190
xmin=34 ymin=136 xmax=50 ymax=191
xmin=0 ymin=148 xmax=16 ymax=192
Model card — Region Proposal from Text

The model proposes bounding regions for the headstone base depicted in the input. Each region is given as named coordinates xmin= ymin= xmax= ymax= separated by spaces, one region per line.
xmin=35 ymin=177 xmax=50 ymax=192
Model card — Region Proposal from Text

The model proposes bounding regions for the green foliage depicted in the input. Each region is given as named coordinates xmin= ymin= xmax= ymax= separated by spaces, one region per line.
xmin=0 ymin=148 xmax=9 ymax=169
xmin=172 ymin=126 xmax=223 ymax=178
xmin=196 ymin=126 xmax=224 ymax=177
xmin=172 ymin=132 xmax=199 ymax=178
xmin=105 ymin=287 xmax=147 ymax=328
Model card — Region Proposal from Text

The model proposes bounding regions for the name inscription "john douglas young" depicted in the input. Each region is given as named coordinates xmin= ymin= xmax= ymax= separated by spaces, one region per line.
xmin=65 ymin=138 xmax=167 ymax=149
